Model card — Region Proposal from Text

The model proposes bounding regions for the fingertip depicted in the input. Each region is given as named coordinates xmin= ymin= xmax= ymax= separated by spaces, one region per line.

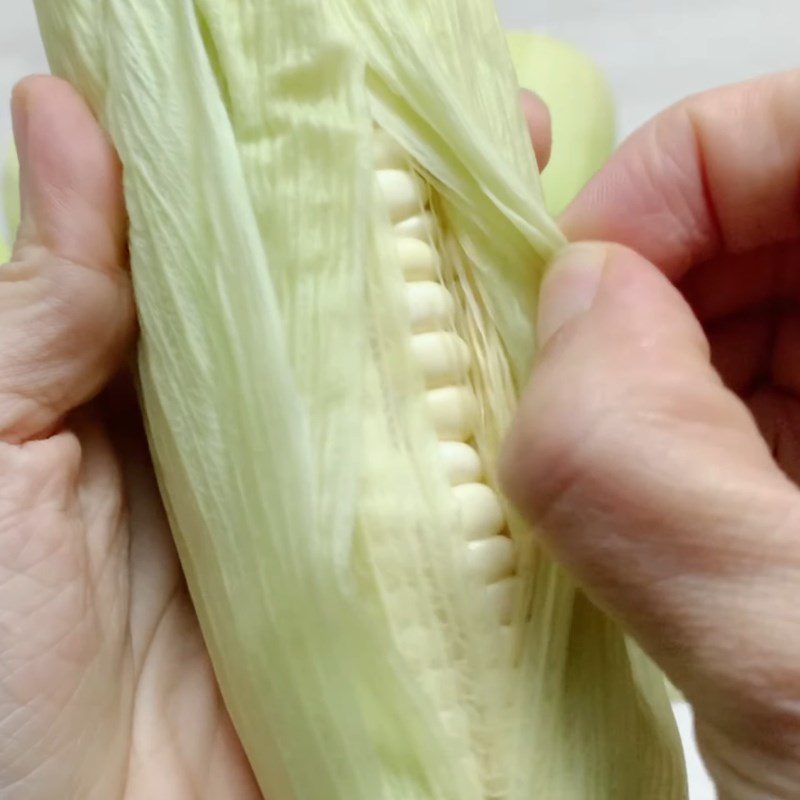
xmin=582 ymin=241 xmax=711 ymax=360
xmin=537 ymin=242 xmax=608 ymax=346
xmin=502 ymin=241 xmax=748 ymax=555
xmin=520 ymin=89 xmax=552 ymax=171
xmin=536 ymin=241 xmax=705 ymax=356
xmin=12 ymin=75 xmax=126 ymax=273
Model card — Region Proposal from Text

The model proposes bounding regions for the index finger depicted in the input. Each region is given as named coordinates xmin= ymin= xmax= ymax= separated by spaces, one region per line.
xmin=561 ymin=70 xmax=800 ymax=280
xmin=520 ymin=89 xmax=553 ymax=171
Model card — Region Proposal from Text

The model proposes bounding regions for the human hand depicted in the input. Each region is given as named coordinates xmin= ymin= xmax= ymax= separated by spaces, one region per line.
xmin=502 ymin=71 xmax=800 ymax=799
xmin=0 ymin=76 xmax=261 ymax=799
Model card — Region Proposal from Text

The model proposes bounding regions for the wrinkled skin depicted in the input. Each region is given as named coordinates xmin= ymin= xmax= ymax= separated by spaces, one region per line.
xmin=0 ymin=77 xmax=261 ymax=799
xmin=4 ymin=69 xmax=800 ymax=800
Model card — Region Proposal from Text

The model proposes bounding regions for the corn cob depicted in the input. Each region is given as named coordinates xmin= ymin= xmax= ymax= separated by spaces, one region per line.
xmin=33 ymin=1 xmax=688 ymax=798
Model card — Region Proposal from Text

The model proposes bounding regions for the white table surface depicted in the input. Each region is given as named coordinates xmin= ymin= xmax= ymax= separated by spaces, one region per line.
xmin=4 ymin=2 xmax=800 ymax=798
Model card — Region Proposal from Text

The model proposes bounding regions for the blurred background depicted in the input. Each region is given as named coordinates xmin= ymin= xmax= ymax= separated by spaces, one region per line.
xmin=501 ymin=0 xmax=800 ymax=135
xmin=5 ymin=1 xmax=800 ymax=137
xmin=3 ymin=2 xmax=800 ymax=798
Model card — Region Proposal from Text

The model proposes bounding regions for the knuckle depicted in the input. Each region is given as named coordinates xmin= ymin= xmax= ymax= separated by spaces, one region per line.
xmin=0 ymin=249 xmax=134 ymax=441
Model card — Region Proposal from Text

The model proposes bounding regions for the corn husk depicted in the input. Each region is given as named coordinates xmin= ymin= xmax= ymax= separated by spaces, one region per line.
xmin=508 ymin=32 xmax=616 ymax=215
xmin=34 ymin=3 xmax=686 ymax=798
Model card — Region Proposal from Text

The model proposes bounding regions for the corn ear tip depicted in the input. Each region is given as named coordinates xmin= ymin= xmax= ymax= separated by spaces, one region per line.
xmin=505 ymin=29 xmax=616 ymax=133
xmin=506 ymin=31 xmax=612 ymax=88
xmin=505 ymin=30 xmax=617 ymax=215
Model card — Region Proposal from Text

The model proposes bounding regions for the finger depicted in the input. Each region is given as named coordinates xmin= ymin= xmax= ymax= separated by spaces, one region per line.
xmin=560 ymin=71 xmax=800 ymax=280
xmin=1 ymin=76 xmax=134 ymax=443
xmin=520 ymin=89 xmax=552 ymax=171
xmin=500 ymin=243 xmax=800 ymax=762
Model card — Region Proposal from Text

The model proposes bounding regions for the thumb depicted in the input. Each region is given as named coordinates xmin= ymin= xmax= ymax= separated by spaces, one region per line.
xmin=501 ymin=243 xmax=800 ymax=788
xmin=2 ymin=76 xmax=134 ymax=442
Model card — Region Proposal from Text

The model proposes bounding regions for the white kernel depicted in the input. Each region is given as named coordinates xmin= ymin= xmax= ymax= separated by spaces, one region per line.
xmin=485 ymin=577 xmax=518 ymax=625
xmin=376 ymin=170 xmax=427 ymax=223
xmin=410 ymin=333 xmax=470 ymax=387
xmin=438 ymin=442 xmax=483 ymax=485
xmin=372 ymin=131 xmax=409 ymax=169
xmin=404 ymin=282 xmax=453 ymax=330
xmin=425 ymin=387 xmax=477 ymax=441
xmin=466 ymin=536 xmax=516 ymax=584
xmin=453 ymin=483 xmax=505 ymax=540
xmin=397 ymin=239 xmax=441 ymax=281
xmin=395 ymin=211 xmax=437 ymax=242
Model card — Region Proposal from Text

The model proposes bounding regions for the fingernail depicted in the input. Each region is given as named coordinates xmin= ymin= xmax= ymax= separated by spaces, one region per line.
xmin=538 ymin=243 xmax=607 ymax=346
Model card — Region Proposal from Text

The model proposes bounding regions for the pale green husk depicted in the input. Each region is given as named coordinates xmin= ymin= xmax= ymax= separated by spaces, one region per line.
xmin=507 ymin=32 xmax=616 ymax=216
xmin=34 ymin=3 xmax=686 ymax=799
xmin=506 ymin=32 xmax=688 ymax=728
xmin=0 ymin=143 xmax=19 ymax=261
xmin=3 ymin=144 xmax=20 ymax=237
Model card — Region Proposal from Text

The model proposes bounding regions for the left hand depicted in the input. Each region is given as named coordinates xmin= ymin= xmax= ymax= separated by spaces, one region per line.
xmin=0 ymin=77 xmax=554 ymax=799
xmin=0 ymin=76 xmax=260 ymax=800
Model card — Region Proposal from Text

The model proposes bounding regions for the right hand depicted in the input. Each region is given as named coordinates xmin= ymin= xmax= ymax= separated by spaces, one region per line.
xmin=0 ymin=75 xmax=261 ymax=800
xmin=503 ymin=71 xmax=800 ymax=799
